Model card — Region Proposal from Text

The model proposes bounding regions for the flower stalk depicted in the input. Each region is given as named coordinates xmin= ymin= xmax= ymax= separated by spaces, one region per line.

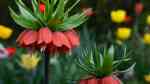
xmin=43 ymin=51 xmax=50 ymax=84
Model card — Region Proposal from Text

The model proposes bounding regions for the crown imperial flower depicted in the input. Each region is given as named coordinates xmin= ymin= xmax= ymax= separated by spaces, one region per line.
xmin=10 ymin=0 xmax=87 ymax=54
xmin=77 ymin=46 xmax=133 ymax=84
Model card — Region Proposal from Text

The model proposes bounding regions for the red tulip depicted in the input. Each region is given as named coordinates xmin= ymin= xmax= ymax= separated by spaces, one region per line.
xmin=37 ymin=27 xmax=52 ymax=48
xmin=83 ymin=8 xmax=94 ymax=16
xmin=39 ymin=3 xmax=45 ymax=13
xmin=135 ymin=2 xmax=144 ymax=15
xmin=5 ymin=47 xmax=16 ymax=57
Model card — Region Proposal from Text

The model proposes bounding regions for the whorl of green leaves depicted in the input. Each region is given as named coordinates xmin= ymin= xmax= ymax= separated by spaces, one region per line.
xmin=9 ymin=0 xmax=88 ymax=31
xmin=77 ymin=45 xmax=134 ymax=78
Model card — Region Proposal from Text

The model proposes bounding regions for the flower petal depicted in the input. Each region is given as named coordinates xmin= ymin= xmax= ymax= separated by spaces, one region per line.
xmin=22 ymin=30 xmax=37 ymax=46
xmin=16 ymin=30 xmax=29 ymax=45
xmin=52 ymin=32 xmax=71 ymax=49
xmin=101 ymin=76 xmax=120 ymax=84
xmin=37 ymin=27 xmax=52 ymax=45
xmin=87 ymin=78 xmax=98 ymax=84
xmin=64 ymin=30 xmax=80 ymax=47
xmin=79 ymin=80 xmax=88 ymax=84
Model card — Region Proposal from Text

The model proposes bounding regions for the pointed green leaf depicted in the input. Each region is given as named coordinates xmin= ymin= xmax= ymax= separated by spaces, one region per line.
xmin=65 ymin=0 xmax=80 ymax=17
xmin=16 ymin=0 xmax=38 ymax=21
xmin=52 ymin=13 xmax=88 ymax=31
xmin=31 ymin=0 xmax=39 ymax=14
xmin=102 ymin=48 xmax=113 ymax=76
xmin=53 ymin=0 xmax=64 ymax=19
xmin=9 ymin=8 xmax=40 ymax=29
xmin=108 ymin=45 xmax=114 ymax=60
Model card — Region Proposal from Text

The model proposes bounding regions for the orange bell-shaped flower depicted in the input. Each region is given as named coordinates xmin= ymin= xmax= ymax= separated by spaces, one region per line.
xmin=37 ymin=27 xmax=52 ymax=47
xmin=17 ymin=30 xmax=37 ymax=47
xmin=64 ymin=30 xmax=80 ymax=48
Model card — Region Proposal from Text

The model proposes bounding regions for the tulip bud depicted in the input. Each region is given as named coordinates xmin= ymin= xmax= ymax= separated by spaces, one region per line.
xmin=5 ymin=47 xmax=16 ymax=57
xmin=39 ymin=3 xmax=45 ymax=13
xmin=83 ymin=8 xmax=94 ymax=16
xmin=135 ymin=2 xmax=144 ymax=16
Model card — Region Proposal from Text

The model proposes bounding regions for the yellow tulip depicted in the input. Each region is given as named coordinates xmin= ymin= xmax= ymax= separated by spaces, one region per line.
xmin=143 ymin=33 xmax=150 ymax=44
xmin=0 ymin=25 xmax=13 ymax=39
xmin=111 ymin=10 xmax=126 ymax=23
xmin=147 ymin=15 xmax=150 ymax=25
xmin=116 ymin=27 xmax=131 ymax=40
xmin=19 ymin=53 xmax=40 ymax=70
xmin=145 ymin=74 xmax=150 ymax=83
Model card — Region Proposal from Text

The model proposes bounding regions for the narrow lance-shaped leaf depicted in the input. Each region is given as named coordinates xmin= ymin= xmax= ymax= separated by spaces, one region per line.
xmin=31 ymin=0 xmax=39 ymax=14
xmin=108 ymin=45 xmax=114 ymax=60
xmin=9 ymin=8 xmax=40 ymax=29
xmin=52 ymin=0 xmax=65 ymax=19
xmin=16 ymin=0 xmax=38 ymax=21
xmin=102 ymin=47 xmax=113 ymax=76
xmin=65 ymin=0 xmax=80 ymax=17
xmin=45 ymin=0 xmax=52 ymax=20
xmin=52 ymin=13 xmax=88 ymax=31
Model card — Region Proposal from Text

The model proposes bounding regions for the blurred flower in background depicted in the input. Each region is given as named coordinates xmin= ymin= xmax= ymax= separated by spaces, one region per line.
xmin=0 ymin=44 xmax=16 ymax=59
xmin=116 ymin=27 xmax=131 ymax=41
xmin=5 ymin=47 xmax=16 ymax=57
xmin=19 ymin=53 xmax=40 ymax=71
xmin=0 ymin=25 xmax=13 ymax=40
xmin=111 ymin=10 xmax=126 ymax=23
xmin=0 ymin=44 xmax=8 ymax=59
xmin=144 ymin=74 xmax=150 ymax=83
xmin=143 ymin=33 xmax=150 ymax=44
xmin=83 ymin=8 xmax=94 ymax=16
xmin=135 ymin=2 xmax=144 ymax=16
xmin=147 ymin=15 xmax=150 ymax=25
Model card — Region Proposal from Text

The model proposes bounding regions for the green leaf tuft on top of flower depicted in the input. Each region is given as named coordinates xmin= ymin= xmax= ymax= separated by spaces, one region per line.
xmin=9 ymin=0 xmax=88 ymax=31
xmin=77 ymin=45 xmax=135 ymax=78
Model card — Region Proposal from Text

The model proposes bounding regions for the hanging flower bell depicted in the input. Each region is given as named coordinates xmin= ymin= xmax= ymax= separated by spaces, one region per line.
xmin=17 ymin=28 xmax=80 ymax=53
xmin=16 ymin=30 xmax=37 ymax=48
xmin=79 ymin=76 xmax=121 ymax=84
